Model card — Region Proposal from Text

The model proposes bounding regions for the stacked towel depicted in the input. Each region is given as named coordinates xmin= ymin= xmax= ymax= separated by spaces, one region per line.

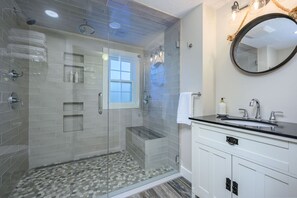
xmin=177 ymin=92 xmax=193 ymax=125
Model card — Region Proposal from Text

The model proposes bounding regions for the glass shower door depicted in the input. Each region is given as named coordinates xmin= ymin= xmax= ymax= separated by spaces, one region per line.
xmin=27 ymin=30 xmax=111 ymax=196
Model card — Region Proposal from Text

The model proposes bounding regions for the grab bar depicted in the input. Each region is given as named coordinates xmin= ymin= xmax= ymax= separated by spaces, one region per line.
xmin=98 ymin=92 xmax=103 ymax=115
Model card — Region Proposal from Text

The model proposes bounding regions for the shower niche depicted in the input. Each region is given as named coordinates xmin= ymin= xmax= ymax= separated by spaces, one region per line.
xmin=63 ymin=102 xmax=84 ymax=132
xmin=63 ymin=52 xmax=85 ymax=83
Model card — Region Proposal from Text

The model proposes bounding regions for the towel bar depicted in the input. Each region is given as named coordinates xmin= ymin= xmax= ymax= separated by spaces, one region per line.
xmin=192 ymin=92 xmax=202 ymax=97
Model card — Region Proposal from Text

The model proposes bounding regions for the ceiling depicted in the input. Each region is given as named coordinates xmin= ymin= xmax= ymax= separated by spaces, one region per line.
xmin=242 ymin=18 xmax=297 ymax=49
xmin=15 ymin=0 xmax=230 ymax=47
xmin=133 ymin=0 xmax=231 ymax=17
xmin=15 ymin=0 xmax=179 ymax=47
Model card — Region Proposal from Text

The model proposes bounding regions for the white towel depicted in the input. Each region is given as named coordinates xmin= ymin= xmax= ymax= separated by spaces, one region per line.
xmin=177 ymin=92 xmax=193 ymax=125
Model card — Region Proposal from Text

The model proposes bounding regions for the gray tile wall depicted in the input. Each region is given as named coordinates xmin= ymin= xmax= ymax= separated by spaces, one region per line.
xmin=28 ymin=28 xmax=143 ymax=168
xmin=0 ymin=0 xmax=29 ymax=197
xmin=143 ymin=21 xmax=180 ymax=170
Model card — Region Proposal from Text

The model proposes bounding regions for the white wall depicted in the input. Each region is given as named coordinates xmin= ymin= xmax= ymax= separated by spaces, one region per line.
xmin=216 ymin=0 xmax=297 ymax=123
xmin=179 ymin=4 xmax=216 ymax=176
xmin=179 ymin=0 xmax=297 ymax=177
xmin=180 ymin=5 xmax=203 ymax=174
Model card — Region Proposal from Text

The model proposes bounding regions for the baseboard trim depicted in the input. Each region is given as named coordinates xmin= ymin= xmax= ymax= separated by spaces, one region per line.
xmin=110 ymin=172 xmax=181 ymax=198
xmin=180 ymin=165 xmax=192 ymax=182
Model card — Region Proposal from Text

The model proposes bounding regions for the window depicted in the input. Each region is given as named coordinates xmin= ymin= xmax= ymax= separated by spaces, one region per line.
xmin=109 ymin=56 xmax=133 ymax=103
xmin=103 ymin=49 xmax=139 ymax=109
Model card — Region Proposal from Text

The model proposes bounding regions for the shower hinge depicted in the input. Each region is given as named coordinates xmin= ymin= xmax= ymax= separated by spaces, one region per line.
xmin=175 ymin=155 xmax=180 ymax=165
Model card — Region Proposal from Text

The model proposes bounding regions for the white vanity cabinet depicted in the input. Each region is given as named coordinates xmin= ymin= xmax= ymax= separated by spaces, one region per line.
xmin=191 ymin=121 xmax=297 ymax=198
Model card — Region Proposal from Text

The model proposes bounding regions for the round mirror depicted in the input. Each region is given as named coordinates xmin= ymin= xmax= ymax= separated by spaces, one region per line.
xmin=230 ymin=13 xmax=297 ymax=74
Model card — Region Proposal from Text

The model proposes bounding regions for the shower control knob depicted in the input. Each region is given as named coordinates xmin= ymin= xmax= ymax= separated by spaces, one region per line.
xmin=8 ymin=70 xmax=23 ymax=80
xmin=7 ymin=92 xmax=23 ymax=109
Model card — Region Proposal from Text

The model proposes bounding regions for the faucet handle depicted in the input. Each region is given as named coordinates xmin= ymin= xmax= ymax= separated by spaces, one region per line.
xmin=269 ymin=111 xmax=283 ymax=122
xmin=239 ymin=108 xmax=249 ymax=119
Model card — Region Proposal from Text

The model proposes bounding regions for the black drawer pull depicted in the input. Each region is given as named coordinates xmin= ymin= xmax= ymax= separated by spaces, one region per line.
xmin=226 ymin=136 xmax=238 ymax=145
xmin=226 ymin=178 xmax=231 ymax=191
xmin=232 ymin=181 xmax=238 ymax=195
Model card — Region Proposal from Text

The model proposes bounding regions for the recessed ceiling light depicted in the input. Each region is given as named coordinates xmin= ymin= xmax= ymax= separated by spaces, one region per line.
xmin=295 ymin=31 xmax=297 ymax=34
xmin=109 ymin=22 xmax=121 ymax=29
xmin=45 ymin=10 xmax=59 ymax=18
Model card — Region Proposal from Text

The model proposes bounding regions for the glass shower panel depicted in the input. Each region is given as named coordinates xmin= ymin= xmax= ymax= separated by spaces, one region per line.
xmin=106 ymin=1 xmax=181 ymax=196
xmin=12 ymin=0 xmax=111 ymax=197
xmin=26 ymin=29 xmax=110 ymax=197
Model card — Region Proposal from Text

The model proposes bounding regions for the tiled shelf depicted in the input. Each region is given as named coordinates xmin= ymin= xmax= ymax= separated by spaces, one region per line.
xmin=63 ymin=102 xmax=84 ymax=132
xmin=63 ymin=114 xmax=83 ymax=132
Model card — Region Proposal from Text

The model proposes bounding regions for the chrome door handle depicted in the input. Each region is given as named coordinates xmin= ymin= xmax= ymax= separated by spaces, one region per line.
xmin=98 ymin=92 xmax=103 ymax=115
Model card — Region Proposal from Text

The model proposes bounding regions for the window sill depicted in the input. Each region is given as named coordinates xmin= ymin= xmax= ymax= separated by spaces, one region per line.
xmin=108 ymin=103 xmax=139 ymax=109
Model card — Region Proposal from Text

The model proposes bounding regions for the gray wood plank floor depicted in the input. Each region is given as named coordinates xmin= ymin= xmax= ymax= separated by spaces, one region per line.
xmin=128 ymin=177 xmax=192 ymax=198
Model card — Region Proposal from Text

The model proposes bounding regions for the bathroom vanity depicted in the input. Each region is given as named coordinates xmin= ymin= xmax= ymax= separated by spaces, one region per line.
xmin=190 ymin=115 xmax=297 ymax=198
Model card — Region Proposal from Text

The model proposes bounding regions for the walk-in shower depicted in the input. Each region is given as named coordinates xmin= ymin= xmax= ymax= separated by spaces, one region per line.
xmin=0 ymin=0 xmax=180 ymax=197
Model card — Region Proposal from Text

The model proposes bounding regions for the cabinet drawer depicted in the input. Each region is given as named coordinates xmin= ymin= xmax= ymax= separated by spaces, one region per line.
xmin=192 ymin=122 xmax=297 ymax=176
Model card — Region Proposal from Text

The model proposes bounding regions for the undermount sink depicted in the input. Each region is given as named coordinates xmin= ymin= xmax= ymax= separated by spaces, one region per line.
xmin=222 ymin=119 xmax=277 ymax=128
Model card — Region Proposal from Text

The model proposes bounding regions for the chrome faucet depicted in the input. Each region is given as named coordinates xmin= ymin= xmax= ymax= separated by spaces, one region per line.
xmin=249 ymin=98 xmax=261 ymax=119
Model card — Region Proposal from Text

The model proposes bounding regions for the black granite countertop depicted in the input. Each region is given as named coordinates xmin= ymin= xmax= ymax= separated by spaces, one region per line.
xmin=189 ymin=115 xmax=297 ymax=140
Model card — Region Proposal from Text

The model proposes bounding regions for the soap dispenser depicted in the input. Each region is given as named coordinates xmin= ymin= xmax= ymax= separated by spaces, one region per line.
xmin=74 ymin=71 xmax=79 ymax=83
xmin=218 ymin=97 xmax=227 ymax=115
xmin=69 ymin=70 xmax=74 ymax=83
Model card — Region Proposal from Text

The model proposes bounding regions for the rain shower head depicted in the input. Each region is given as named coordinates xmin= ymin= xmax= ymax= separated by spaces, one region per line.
xmin=79 ymin=20 xmax=95 ymax=35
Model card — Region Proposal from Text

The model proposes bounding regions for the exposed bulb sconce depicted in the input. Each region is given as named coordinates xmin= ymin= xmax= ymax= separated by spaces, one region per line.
xmin=253 ymin=0 xmax=270 ymax=10
xmin=231 ymin=1 xmax=248 ymax=21
xmin=231 ymin=0 xmax=270 ymax=21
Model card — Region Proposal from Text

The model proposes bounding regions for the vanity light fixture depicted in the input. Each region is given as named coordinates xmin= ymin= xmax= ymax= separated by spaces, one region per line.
xmin=150 ymin=46 xmax=164 ymax=64
xmin=45 ymin=10 xmax=59 ymax=18
xmin=231 ymin=0 xmax=270 ymax=21
xmin=231 ymin=1 xmax=248 ymax=21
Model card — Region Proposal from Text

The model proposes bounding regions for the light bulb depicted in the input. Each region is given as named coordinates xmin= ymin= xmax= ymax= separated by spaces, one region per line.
xmin=253 ymin=0 xmax=260 ymax=9
xmin=150 ymin=56 xmax=153 ymax=62
xmin=159 ymin=51 xmax=163 ymax=57
xmin=232 ymin=11 xmax=237 ymax=21
xmin=102 ymin=54 xmax=109 ymax=61
xmin=253 ymin=0 xmax=267 ymax=10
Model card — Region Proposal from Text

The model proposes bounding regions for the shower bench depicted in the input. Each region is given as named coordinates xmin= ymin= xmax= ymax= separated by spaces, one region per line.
xmin=126 ymin=126 xmax=168 ymax=170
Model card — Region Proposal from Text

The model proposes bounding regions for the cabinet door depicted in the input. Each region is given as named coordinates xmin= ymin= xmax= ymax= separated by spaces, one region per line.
xmin=232 ymin=157 xmax=297 ymax=198
xmin=192 ymin=143 xmax=232 ymax=198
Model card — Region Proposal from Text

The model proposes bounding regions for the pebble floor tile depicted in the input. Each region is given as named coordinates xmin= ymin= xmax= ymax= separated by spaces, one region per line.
xmin=9 ymin=152 xmax=173 ymax=198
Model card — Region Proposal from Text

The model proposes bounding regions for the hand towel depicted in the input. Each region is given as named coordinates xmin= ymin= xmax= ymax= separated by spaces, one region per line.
xmin=177 ymin=92 xmax=193 ymax=125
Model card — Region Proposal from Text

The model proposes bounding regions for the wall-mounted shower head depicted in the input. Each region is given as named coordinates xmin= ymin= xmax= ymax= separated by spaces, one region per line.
xmin=26 ymin=18 xmax=36 ymax=25
xmin=79 ymin=20 xmax=95 ymax=35
xmin=11 ymin=7 xmax=36 ymax=26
